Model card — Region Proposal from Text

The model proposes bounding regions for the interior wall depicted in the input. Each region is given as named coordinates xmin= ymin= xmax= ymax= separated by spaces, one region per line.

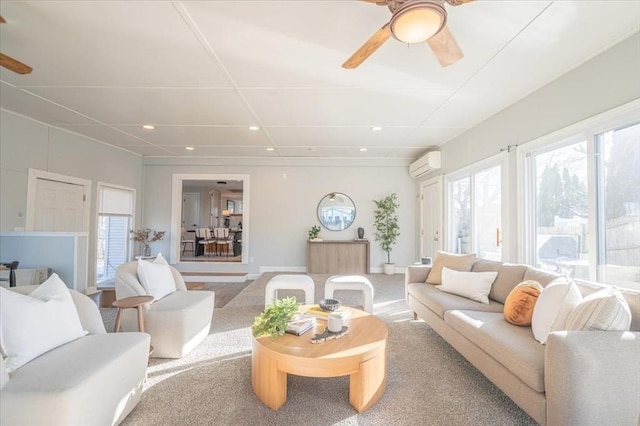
xmin=417 ymin=32 xmax=640 ymax=263
xmin=0 ymin=110 xmax=144 ymax=286
xmin=142 ymin=159 xmax=416 ymax=274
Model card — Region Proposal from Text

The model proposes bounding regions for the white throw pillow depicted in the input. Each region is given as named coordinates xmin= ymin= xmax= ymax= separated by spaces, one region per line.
xmin=565 ymin=287 xmax=631 ymax=331
xmin=436 ymin=267 xmax=498 ymax=304
xmin=0 ymin=274 xmax=86 ymax=371
xmin=531 ymin=276 xmax=582 ymax=344
xmin=137 ymin=252 xmax=176 ymax=301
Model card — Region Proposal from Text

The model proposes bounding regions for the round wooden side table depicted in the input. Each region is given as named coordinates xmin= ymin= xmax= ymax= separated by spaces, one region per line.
xmin=112 ymin=295 xmax=155 ymax=354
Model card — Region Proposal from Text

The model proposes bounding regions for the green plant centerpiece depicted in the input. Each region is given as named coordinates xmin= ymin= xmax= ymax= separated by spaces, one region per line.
xmin=373 ymin=193 xmax=400 ymax=275
xmin=308 ymin=225 xmax=321 ymax=240
xmin=251 ymin=296 xmax=300 ymax=338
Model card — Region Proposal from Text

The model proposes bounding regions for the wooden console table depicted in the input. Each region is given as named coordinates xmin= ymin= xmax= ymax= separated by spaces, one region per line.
xmin=307 ymin=240 xmax=370 ymax=274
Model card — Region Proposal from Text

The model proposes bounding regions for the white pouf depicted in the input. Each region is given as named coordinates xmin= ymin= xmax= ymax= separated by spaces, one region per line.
xmin=265 ymin=274 xmax=315 ymax=308
xmin=324 ymin=275 xmax=374 ymax=313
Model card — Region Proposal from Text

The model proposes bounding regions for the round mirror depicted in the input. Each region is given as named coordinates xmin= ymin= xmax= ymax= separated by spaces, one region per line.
xmin=317 ymin=192 xmax=356 ymax=231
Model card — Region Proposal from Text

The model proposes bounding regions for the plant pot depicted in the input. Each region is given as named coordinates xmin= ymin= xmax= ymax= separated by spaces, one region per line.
xmin=383 ymin=263 xmax=395 ymax=275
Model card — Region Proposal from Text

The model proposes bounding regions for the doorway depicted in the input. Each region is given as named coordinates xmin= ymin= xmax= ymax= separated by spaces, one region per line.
xmin=182 ymin=192 xmax=200 ymax=231
xmin=170 ymin=173 xmax=250 ymax=265
xmin=420 ymin=177 xmax=442 ymax=261
xmin=26 ymin=169 xmax=91 ymax=232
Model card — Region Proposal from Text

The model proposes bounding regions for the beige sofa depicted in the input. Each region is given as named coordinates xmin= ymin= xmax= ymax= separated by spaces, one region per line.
xmin=1 ymin=286 xmax=150 ymax=426
xmin=405 ymin=259 xmax=640 ymax=426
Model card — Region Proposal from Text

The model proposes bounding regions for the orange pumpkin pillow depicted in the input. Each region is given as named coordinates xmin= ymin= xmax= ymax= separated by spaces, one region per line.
xmin=504 ymin=280 xmax=543 ymax=326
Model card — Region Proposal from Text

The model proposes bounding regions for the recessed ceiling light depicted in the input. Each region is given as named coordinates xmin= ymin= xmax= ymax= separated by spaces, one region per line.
xmin=266 ymin=147 xmax=275 ymax=151
xmin=249 ymin=126 xmax=260 ymax=131
xmin=360 ymin=147 xmax=368 ymax=152
xmin=142 ymin=124 xmax=155 ymax=130
xmin=371 ymin=126 xmax=382 ymax=132
xmin=185 ymin=146 xmax=194 ymax=151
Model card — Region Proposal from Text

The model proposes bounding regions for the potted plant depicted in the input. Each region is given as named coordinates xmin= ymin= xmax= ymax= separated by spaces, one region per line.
xmin=373 ymin=193 xmax=400 ymax=275
xmin=308 ymin=225 xmax=322 ymax=241
xmin=130 ymin=228 xmax=166 ymax=257
xmin=251 ymin=297 xmax=300 ymax=338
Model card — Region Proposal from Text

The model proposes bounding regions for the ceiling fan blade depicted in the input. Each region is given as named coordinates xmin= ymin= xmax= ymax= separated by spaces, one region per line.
xmin=0 ymin=15 xmax=6 ymax=23
xmin=426 ymin=25 xmax=463 ymax=67
xmin=342 ymin=23 xmax=391 ymax=69
xmin=0 ymin=53 xmax=33 ymax=74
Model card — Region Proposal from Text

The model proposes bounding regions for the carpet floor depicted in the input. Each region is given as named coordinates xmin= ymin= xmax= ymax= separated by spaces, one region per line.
xmin=119 ymin=273 xmax=537 ymax=426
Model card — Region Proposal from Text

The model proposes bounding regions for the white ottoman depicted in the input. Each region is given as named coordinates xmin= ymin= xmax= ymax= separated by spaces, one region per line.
xmin=265 ymin=274 xmax=315 ymax=308
xmin=324 ymin=275 xmax=374 ymax=313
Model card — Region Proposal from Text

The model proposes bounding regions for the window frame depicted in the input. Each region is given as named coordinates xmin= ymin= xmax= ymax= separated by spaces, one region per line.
xmin=517 ymin=98 xmax=640 ymax=287
xmin=95 ymin=182 xmax=136 ymax=286
xmin=444 ymin=152 xmax=508 ymax=259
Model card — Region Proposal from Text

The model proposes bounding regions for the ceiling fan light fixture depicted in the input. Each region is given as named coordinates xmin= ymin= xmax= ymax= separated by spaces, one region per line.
xmin=390 ymin=1 xmax=446 ymax=44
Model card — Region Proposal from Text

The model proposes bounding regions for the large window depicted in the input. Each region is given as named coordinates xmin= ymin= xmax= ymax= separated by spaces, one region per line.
xmin=532 ymin=139 xmax=588 ymax=279
xmin=96 ymin=184 xmax=135 ymax=285
xmin=596 ymin=122 xmax=640 ymax=288
xmin=448 ymin=161 xmax=503 ymax=260
xmin=522 ymin=105 xmax=639 ymax=290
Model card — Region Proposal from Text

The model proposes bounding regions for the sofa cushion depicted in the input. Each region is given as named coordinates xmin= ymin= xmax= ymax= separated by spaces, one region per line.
xmin=137 ymin=253 xmax=176 ymax=301
xmin=523 ymin=268 xmax=559 ymax=287
xmin=471 ymin=259 xmax=528 ymax=304
xmin=574 ymin=281 xmax=640 ymax=332
xmin=531 ymin=276 xmax=582 ymax=344
xmin=426 ymin=251 xmax=477 ymax=285
xmin=1 ymin=333 xmax=150 ymax=426
xmin=438 ymin=267 xmax=498 ymax=304
xmin=444 ymin=310 xmax=546 ymax=393
xmin=0 ymin=274 xmax=86 ymax=371
xmin=565 ymin=287 xmax=631 ymax=331
xmin=407 ymin=283 xmax=504 ymax=320
xmin=503 ymin=281 xmax=543 ymax=326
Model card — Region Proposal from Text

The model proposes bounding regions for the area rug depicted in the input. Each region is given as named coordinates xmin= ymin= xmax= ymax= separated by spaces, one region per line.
xmin=203 ymin=281 xmax=253 ymax=308
xmin=120 ymin=273 xmax=536 ymax=426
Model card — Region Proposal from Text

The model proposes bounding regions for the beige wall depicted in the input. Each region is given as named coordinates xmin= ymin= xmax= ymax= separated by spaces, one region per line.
xmin=0 ymin=110 xmax=144 ymax=286
xmin=417 ymin=32 xmax=640 ymax=262
xmin=142 ymin=159 xmax=416 ymax=274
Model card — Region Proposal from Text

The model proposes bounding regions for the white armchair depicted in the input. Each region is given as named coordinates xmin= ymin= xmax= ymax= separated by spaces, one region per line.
xmin=115 ymin=259 xmax=215 ymax=358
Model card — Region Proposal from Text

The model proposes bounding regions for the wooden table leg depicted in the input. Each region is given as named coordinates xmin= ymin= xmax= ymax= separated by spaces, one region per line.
xmin=349 ymin=350 xmax=387 ymax=413
xmin=251 ymin=342 xmax=287 ymax=410
xmin=137 ymin=305 xmax=146 ymax=332
xmin=113 ymin=308 xmax=123 ymax=333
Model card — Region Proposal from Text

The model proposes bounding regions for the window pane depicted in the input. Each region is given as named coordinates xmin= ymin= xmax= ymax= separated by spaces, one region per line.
xmin=450 ymin=177 xmax=471 ymax=254
xmin=599 ymin=122 xmax=640 ymax=289
xmin=96 ymin=215 xmax=130 ymax=284
xmin=474 ymin=165 xmax=502 ymax=261
xmin=535 ymin=141 xmax=588 ymax=278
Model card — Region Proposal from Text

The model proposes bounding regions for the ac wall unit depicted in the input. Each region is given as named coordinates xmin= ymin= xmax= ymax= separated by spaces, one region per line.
xmin=409 ymin=151 xmax=441 ymax=178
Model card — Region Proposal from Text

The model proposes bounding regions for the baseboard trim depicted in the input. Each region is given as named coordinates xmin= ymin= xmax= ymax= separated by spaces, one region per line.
xmin=259 ymin=266 xmax=307 ymax=274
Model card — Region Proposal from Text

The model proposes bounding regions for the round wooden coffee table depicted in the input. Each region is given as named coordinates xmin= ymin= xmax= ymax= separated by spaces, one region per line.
xmin=251 ymin=306 xmax=388 ymax=412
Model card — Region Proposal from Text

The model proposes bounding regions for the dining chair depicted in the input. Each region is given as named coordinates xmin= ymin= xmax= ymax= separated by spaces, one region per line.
xmin=181 ymin=227 xmax=195 ymax=254
xmin=196 ymin=228 xmax=214 ymax=256
xmin=213 ymin=228 xmax=233 ymax=256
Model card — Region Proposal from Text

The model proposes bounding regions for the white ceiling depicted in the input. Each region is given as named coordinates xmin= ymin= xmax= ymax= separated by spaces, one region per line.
xmin=1 ymin=1 xmax=638 ymax=160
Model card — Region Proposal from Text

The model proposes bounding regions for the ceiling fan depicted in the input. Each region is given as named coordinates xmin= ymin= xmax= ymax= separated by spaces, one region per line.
xmin=0 ymin=15 xmax=33 ymax=74
xmin=343 ymin=0 xmax=474 ymax=69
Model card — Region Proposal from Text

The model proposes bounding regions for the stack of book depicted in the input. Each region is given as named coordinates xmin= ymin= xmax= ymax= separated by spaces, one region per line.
xmin=306 ymin=305 xmax=352 ymax=320
xmin=285 ymin=314 xmax=316 ymax=336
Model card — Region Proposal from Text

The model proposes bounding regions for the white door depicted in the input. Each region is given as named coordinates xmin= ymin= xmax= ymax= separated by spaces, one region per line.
xmin=210 ymin=190 xmax=220 ymax=228
xmin=34 ymin=179 xmax=85 ymax=231
xmin=420 ymin=179 xmax=441 ymax=261
xmin=182 ymin=192 xmax=200 ymax=231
